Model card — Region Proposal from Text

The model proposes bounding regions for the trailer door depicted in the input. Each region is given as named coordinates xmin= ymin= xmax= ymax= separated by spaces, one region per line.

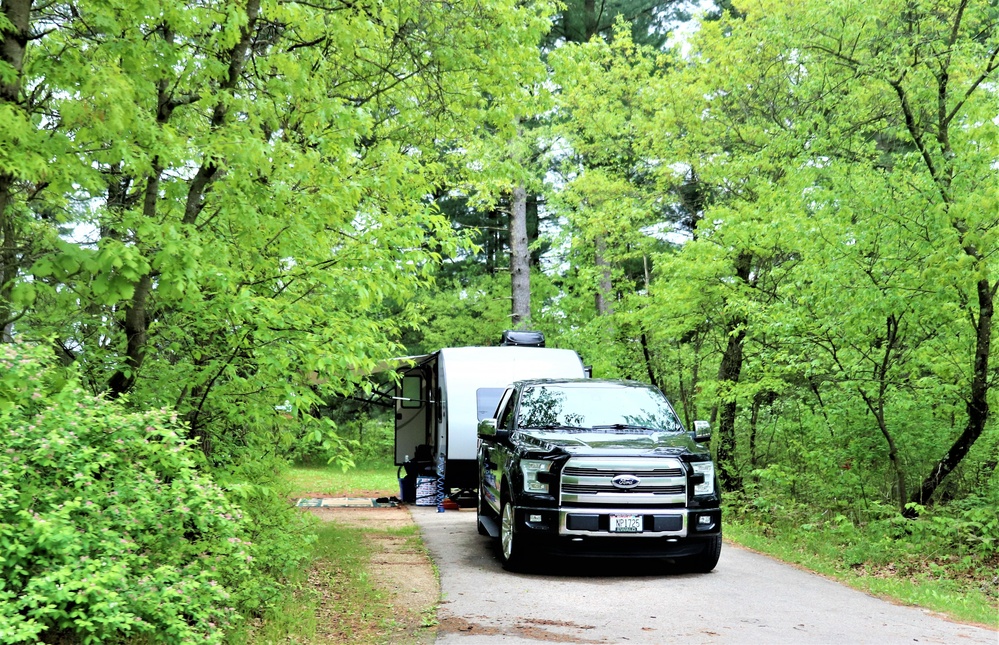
xmin=394 ymin=360 xmax=437 ymax=465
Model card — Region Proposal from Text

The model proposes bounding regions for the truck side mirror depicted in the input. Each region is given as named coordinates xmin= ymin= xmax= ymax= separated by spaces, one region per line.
xmin=693 ymin=420 xmax=711 ymax=443
xmin=478 ymin=419 xmax=497 ymax=438
xmin=479 ymin=418 xmax=510 ymax=442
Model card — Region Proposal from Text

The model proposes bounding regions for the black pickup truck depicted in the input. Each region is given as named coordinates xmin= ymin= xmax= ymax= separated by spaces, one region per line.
xmin=476 ymin=378 xmax=721 ymax=572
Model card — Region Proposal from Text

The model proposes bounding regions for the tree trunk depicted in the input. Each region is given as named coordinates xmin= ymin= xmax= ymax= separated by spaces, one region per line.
xmin=107 ymin=164 xmax=160 ymax=398
xmin=906 ymin=277 xmax=994 ymax=513
xmin=0 ymin=0 xmax=32 ymax=340
xmin=716 ymin=325 xmax=745 ymax=491
xmin=884 ymin=17 xmax=996 ymax=512
xmin=715 ymin=251 xmax=752 ymax=492
xmin=748 ymin=392 xmax=762 ymax=469
xmin=859 ymin=389 xmax=907 ymax=512
xmin=510 ymin=183 xmax=531 ymax=326
xmin=640 ymin=332 xmax=659 ymax=391
xmin=594 ymin=236 xmax=613 ymax=315
xmin=105 ymin=2 xmax=259 ymax=405
xmin=0 ymin=180 xmax=15 ymax=342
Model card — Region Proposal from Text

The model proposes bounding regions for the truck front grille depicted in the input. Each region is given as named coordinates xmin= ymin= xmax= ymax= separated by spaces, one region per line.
xmin=559 ymin=457 xmax=687 ymax=507
xmin=562 ymin=483 xmax=686 ymax=495
xmin=563 ymin=466 xmax=683 ymax=477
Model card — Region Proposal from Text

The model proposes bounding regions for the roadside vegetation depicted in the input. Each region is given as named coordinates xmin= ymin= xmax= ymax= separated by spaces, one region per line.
xmin=725 ymin=499 xmax=998 ymax=627
xmin=243 ymin=454 xmax=422 ymax=645
xmin=0 ymin=343 xmax=316 ymax=643
xmin=3 ymin=0 xmax=998 ymax=641
xmin=238 ymin=522 xmax=405 ymax=645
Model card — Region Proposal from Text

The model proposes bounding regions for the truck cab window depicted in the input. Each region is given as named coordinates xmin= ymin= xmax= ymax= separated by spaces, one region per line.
xmin=497 ymin=389 xmax=517 ymax=430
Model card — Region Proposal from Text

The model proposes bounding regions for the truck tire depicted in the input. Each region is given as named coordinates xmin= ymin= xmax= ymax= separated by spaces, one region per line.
xmin=683 ymin=534 xmax=722 ymax=573
xmin=499 ymin=496 xmax=529 ymax=571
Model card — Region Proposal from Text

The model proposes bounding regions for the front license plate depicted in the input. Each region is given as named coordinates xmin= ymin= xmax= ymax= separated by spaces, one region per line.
xmin=609 ymin=514 xmax=643 ymax=533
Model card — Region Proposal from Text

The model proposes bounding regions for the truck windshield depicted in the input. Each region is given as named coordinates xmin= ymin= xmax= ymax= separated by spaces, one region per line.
xmin=516 ymin=384 xmax=683 ymax=432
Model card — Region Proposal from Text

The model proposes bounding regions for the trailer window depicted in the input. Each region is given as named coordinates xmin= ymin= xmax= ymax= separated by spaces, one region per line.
xmin=476 ymin=388 xmax=506 ymax=421
xmin=400 ymin=375 xmax=422 ymax=408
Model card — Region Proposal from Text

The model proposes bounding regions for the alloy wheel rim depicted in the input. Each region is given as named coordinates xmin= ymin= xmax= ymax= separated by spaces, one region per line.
xmin=501 ymin=503 xmax=514 ymax=560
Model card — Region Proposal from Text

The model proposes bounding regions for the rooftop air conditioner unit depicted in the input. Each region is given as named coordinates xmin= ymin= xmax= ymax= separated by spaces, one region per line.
xmin=500 ymin=330 xmax=545 ymax=347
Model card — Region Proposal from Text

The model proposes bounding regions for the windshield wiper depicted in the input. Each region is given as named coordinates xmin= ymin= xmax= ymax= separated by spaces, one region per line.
xmin=590 ymin=423 xmax=676 ymax=432
xmin=520 ymin=424 xmax=590 ymax=432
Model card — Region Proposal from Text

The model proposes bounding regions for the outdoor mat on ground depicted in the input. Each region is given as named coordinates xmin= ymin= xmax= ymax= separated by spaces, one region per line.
xmin=295 ymin=497 xmax=400 ymax=508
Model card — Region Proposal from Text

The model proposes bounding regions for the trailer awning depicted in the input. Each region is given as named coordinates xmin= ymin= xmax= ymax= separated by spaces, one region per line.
xmin=363 ymin=352 xmax=438 ymax=375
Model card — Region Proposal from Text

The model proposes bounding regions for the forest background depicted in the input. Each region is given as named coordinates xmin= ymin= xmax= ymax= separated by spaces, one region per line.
xmin=1 ymin=0 xmax=997 ymax=641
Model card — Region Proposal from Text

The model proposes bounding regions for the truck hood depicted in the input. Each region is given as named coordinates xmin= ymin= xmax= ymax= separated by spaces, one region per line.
xmin=515 ymin=429 xmax=706 ymax=457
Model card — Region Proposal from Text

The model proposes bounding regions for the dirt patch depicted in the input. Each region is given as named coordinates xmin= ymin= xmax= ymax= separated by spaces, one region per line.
xmin=305 ymin=505 xmax=414 ymax=531
xmin=301 ymin=503 xmax=439 ymax=644
xmin=298 ymin=490 xmax=393 ymax=500
xmin=438 ymin=615 xmax=606 ymax=643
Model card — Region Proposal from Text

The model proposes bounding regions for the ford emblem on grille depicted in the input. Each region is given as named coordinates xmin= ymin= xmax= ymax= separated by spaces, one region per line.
xmin=611 ymin=474 xmax=641 ymax=489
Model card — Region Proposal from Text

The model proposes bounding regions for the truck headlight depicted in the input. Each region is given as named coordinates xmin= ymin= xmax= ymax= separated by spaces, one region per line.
xmin=691 ymin=461 xmax=714 ymax=496
xmin=520 ymin=460 xmax=552 ymax=494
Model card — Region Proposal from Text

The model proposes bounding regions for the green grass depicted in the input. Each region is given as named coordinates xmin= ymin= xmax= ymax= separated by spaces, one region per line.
xmin=309 ymin=522 xmax=400 ymax=642
xmin=725 ymin=520 xmax=999 ymax=628
xmin=285 ymin=461 xmax=400 ymax=497
xmin=239 ymin=462 xmax=417 ymax=644
xmin=239 ymin=522 xmax=399 ymax=644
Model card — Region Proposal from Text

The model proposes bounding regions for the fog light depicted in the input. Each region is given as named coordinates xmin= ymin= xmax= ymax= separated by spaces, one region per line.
xmin=529 ymin=514 xmax=542 ymax=523
xmin=698 ymin=515 xmax=711 ymax=525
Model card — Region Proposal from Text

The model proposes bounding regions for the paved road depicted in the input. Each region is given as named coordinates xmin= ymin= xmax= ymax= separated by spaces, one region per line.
xmin=410 ymin=506 xmax=998 ymax=644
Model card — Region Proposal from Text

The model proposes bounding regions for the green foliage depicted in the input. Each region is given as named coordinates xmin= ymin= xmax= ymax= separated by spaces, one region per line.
xmin=4 ymin=0 xmax=555 ymax=471
xmin=0 ymin=341 xmax=317 ymax=643
xmin=901 ymin=494 xmax=999 ymax=559
xmin=2 ymin=0 xmax=997 ymax=629
xmin=524 ymin=10 xmax=999 ymax=615
xmin=542 ymin=0 xmax=999 ymax=505
xmin=288 ymin=410 xmax=397 ymax=469
xmin=0 ymin=341 xmax=252 ymax=643
xmin=408 ymin=273 xmax=514 ymax=353
xmin=210 ymin=456 xmax=316 ymax=617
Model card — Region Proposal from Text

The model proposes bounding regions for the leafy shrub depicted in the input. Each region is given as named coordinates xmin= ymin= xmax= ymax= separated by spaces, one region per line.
xmin=286 ymin=416 xmax=359 ymax=469
xmin=349 ymin=414 xmax=394 ymax=464
xmin=290 ymin=410 xmax=393 ymax=467
xmin=900 ymin=494 xmax=999 ymax=560
xmin=210 ymin=454 xmax=318 ymax=615
xmin=0 ymin=341 xmax=253 ymax=644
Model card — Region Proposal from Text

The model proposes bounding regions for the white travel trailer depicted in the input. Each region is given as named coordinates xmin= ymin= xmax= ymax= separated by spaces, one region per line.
xmin=395 ymin=334 xmax=586 ymax=493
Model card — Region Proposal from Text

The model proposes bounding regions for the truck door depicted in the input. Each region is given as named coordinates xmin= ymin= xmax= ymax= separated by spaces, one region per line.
xmin=480 ymin=387 xmax=514 ymax=514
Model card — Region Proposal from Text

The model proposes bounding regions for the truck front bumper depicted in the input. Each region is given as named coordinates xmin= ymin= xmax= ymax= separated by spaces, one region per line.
xmin=514 ymin=506 xmax=721 ymax=542
xmin=512 ymin=504 xmax=721 ymax=557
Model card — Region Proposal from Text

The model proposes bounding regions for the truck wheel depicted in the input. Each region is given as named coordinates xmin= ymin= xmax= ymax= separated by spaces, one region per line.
xmin=683 ymin=534 xmax=722 ymax=573
xmin=499 ymin=497 xmax=529 ymax=571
